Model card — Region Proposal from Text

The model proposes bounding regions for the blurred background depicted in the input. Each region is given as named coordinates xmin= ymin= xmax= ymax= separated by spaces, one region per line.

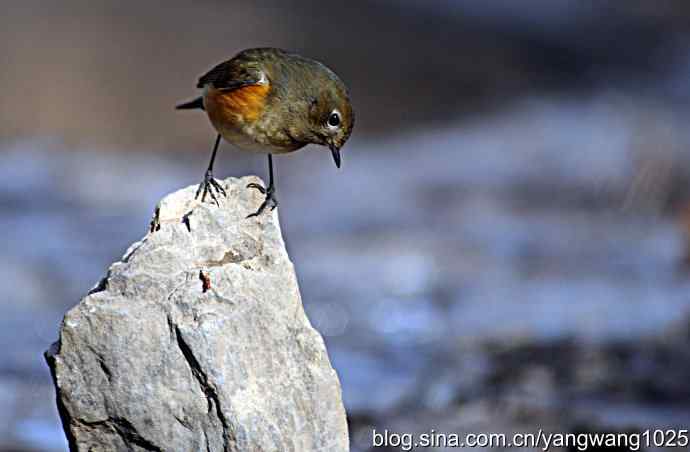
xmin=3 ymin=1 xmax=690 ymax=450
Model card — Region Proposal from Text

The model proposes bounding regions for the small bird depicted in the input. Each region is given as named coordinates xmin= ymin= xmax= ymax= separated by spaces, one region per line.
xmin=177 ymin=48 xmax=354 ymax=217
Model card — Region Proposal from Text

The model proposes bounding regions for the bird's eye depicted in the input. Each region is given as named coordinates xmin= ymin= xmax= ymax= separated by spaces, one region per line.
xmin=327 ymin=112 xmax=341 ymax=127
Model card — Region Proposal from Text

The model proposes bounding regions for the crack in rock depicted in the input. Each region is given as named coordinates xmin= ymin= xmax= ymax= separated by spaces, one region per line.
xmin=75 ymin=417 xmax=162 ymax=451
xmin=201 ymin=250 xmax=248 ymax=267
xmin=149 ymin=207 xmax=161 ymax=233
xmin=173 ymin=324 xmax=233 ymax=451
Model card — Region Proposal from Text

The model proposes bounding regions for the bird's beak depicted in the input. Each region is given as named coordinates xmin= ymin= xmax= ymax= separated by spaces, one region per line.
xmin=328 ymin=144 xmax=340 ymax=168
xmin=329 ymin=143 xmax=342 ymax=168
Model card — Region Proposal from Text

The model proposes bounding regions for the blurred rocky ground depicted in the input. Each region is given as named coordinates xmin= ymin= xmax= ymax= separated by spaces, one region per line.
xmin=3 ymin=1 xmax=690 ymax=451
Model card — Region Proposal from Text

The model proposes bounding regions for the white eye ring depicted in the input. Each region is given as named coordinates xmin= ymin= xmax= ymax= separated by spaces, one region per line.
xmin=327 ymin=110 xmax=341 ymax=129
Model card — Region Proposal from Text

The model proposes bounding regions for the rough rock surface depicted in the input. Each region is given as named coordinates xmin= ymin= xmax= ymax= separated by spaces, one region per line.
xmin=45 ymin=176 xmax=349 ymax=452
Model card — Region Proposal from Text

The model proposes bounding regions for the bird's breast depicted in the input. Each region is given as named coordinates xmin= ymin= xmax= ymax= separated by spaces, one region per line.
xmin=204 ymin=84 xmax=270 ymax=128
xmin=202 ymin=83 xmax=303 ymax=154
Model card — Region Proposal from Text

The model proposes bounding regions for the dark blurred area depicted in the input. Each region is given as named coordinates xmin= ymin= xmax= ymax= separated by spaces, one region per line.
xmin=3 ymin=1 xmax=690 ymax=451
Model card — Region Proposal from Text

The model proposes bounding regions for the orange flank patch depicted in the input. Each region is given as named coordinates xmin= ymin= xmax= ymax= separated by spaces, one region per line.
xmin=205 ymin=84 xmax=270 ymax=126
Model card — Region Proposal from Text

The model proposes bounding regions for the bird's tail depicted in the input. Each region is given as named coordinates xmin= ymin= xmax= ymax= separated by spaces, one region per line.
xmin=175 ymin=97 xmax=204 ymax=111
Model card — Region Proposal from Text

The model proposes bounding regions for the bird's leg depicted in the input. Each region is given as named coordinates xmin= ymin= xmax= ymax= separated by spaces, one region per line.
xmin=247 ymin=154 xmax=278 ymax=217
xmin=195 ymin=134 xmax=227 ymax=205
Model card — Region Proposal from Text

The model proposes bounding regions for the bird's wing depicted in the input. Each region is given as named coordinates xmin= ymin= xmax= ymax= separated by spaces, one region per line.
xmin=196 ymin=58 xmax=264 ymax=91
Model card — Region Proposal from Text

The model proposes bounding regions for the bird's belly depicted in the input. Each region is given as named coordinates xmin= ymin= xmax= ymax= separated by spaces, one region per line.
xmin=216 ymin=124 xmax=300 ymax=154
xmin=215 ymin=125 xmax=268 ymax=153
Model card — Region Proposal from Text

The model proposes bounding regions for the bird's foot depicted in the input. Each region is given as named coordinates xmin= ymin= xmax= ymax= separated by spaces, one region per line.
xmin=195 ymin=170 xmax=227 ymax=206
xmin=246 ymin=183 xmax=278 ymax=218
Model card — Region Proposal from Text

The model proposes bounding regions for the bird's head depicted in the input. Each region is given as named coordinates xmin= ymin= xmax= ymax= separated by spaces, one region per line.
xmin=306 ymin=76 xmax=354 ymax=168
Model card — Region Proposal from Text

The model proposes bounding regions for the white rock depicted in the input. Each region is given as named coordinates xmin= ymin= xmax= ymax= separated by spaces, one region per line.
xmin=45 ymin=176 xmax=349 ymax=452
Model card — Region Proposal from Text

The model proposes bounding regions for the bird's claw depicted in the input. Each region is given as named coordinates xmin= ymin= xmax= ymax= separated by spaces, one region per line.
xmin=195 ymin=170 xmax=226 ymax=206
xmin=246 ymin=182 xmax=266 ymax=194
xmin=246 ymin=184 xmax=278 ymax=218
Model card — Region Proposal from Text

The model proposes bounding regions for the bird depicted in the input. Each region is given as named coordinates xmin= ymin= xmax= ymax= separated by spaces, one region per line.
xmin=176 ymin=47 xmax=354 ymax=217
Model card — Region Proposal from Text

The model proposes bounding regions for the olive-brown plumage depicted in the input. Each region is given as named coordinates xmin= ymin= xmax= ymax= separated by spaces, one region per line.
xmin=177 ymin=48 xmax=354 ymax=216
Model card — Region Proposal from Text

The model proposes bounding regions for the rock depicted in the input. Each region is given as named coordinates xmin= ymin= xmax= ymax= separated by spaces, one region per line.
xmin=44 ymin=176 xmax=349 ymax=452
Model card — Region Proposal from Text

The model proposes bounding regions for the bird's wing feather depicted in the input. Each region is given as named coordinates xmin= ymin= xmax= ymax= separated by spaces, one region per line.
xmin=196 ymin=58 xmax=263 ymax=91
